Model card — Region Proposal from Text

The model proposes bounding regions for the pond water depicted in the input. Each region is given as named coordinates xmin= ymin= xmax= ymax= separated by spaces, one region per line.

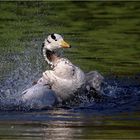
xmin=0 ymin=110 xmax=140 ymax=140
xmin=0 ymin=1 xmax=140 ymax=139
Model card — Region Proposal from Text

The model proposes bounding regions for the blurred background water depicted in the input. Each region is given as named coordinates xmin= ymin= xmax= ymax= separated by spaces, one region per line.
xmin=0 ymin=1 xmax=140 ymax=139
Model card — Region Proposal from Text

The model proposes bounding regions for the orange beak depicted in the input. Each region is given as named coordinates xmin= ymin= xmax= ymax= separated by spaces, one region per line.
xmin=60 ymin=40 xmax=71 ymax=48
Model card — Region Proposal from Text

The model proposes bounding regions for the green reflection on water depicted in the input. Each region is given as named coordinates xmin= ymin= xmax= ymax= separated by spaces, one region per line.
xmin=0 ymin=1 xmax=140 ymax=77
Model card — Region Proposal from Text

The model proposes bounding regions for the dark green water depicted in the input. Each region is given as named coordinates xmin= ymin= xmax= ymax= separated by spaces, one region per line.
xmin=0 ymin=110 xmax=140 ymax=140
xmin=0 ymin=1 xmax=140 ymax=76
xmin=0 ymin=1 xmax=140 ymax=139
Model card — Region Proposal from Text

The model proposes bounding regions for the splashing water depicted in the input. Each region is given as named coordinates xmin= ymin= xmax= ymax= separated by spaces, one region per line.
xmin=0 ymin=42 xmax=140 ymax=112
xmin=75 ymin=76 xmax=140 ymax=114
xmin=0 ymin=41 xmax=44 ymax=110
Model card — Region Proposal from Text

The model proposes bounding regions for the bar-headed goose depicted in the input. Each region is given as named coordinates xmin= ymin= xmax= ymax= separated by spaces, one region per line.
xmin=38 ymin=33 xmax=85 ymax=101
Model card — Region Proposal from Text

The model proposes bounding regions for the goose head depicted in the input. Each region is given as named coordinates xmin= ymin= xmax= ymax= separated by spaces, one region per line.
xmin=42 ymin=33 xmax=71 ymax=51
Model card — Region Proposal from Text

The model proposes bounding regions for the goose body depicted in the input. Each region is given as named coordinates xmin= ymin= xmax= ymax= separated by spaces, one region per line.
xmin=37 ymin=33 xmax=86 ymax=101
xmin=38 ymin=57 xmax=85 ymax=101
xmin=21 ymin=33 xmax=103 ymax=109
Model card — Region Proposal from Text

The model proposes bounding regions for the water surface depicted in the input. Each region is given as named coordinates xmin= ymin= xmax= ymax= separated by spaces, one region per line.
xmin=0 ymin=1 xmax=140 ymax=140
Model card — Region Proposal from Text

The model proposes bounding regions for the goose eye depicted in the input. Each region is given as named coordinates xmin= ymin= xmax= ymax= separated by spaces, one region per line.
xmin=51 ymin=33 xmax=57 ymax=41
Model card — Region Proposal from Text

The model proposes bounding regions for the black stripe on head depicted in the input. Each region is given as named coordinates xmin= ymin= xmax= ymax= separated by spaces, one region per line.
xmin=51 ymin=33 xmax=57 ymax=41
